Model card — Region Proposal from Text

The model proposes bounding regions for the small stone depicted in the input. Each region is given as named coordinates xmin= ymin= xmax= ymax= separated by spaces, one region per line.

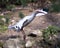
xmin=25 ymin=40 xmax=34 ymax=47
xmin=1 ymin=13 xmax=4 ymax=16
xmin=31 ymin=30 xmax=43 ymax=37
xmin=1 ymin=18 xmax=6 ymax=22
xmin=10 ymin=19 xmax=16 ymax=25
xmin=42 ymin=21 xmax=45 ymax=24
xmin=11 ymin=20 xmax=15 ymax=23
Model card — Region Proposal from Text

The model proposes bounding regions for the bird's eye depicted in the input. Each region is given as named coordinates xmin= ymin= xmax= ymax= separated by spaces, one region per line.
xmin=16 ymin=26 xmax=18 ymax=28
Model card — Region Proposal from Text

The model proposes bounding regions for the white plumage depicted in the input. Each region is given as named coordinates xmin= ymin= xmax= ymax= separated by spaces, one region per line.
xmin=36 ymin=9 xmax=47 ymax=16
xmin=8 ymin=9 xmax=48 ymax=32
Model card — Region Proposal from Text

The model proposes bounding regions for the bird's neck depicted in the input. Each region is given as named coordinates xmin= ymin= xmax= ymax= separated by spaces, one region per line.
xmin=31 ymin=12 xmax=37 ymax=18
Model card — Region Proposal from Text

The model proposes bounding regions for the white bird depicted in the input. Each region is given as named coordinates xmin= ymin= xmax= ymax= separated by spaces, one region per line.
xmin=8 ymin=9 xmax=48 ymax=40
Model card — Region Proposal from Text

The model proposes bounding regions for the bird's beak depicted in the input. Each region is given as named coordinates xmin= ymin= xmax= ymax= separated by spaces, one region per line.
xmin=8 ymin=26 xmax=15 ymax=29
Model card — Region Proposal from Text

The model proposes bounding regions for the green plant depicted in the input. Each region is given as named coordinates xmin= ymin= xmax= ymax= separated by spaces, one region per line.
xmin=0 ymin=15 xmax=10 ymax=32
xmin=5 ymin=18 xmax=9 ymax=24
xmin=0 ymin=16 xmax=4 ymax=18
xmin=51 ymin=4 xmax=60 ymax=12
xmin=50 ymin=0 xmax=57 ymax=3
xmin=42 ymin=26 xmax=60 ymax=40
xmin=27 ymin=0 xmax=37 ymax=3
xmin=50 ymin=0 xmax=60 ymax=12
xmin=6 ymin=5 xmax=15 ymax=10
xmin=0 ymin=25 xmax=8 ymax=32
xmin=15 ymin=0 xmax=21 ymax=5
xmin=0 ymin=16 xmax=5 ymax=25
xmin=0 ymin=42 xmax=4 ymax=48
xmin=20 ymin=0 xmax=27 ymax=7
xmin=19 ymin=12 xmax=25 ymax=18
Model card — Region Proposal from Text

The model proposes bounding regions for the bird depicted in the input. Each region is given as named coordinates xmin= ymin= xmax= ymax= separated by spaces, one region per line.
xmin=8 ymin=9 xmax=48 ymax=40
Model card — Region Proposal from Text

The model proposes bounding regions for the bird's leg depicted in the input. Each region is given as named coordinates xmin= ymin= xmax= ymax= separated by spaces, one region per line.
xmin=22 ymin=30 xmax=26 ymax=41
xmin=8 ymin=29 xmax=13 ymax=37
xmin=21 ymin=30 xmax=26 ymax=48
xmin=8 ymin=29 xmax=11 ymax=36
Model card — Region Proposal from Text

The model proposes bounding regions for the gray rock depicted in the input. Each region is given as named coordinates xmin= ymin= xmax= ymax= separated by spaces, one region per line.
xmin=25 ymin=40 xmax=35 ymax=48
xmin=30 ymin=30 xmax=43 ymax=37
xmin=3 ymin=38 xmax=25 ymax=48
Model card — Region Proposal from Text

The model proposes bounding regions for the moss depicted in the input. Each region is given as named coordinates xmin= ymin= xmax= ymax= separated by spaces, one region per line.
xmin=42 ymin=25 xmax=60 ymax=40
xmin=6 ymin=5 xmax=15 ymax=11
xmin=0 ymin=42 xmax=4 ymax=47
xmin=51 ymin=4 xmax=60 ymax=12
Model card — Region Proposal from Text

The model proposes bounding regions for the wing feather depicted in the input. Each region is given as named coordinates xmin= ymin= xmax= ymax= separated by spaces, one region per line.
xmin=23 ymin=19 xmax=28 ymax=27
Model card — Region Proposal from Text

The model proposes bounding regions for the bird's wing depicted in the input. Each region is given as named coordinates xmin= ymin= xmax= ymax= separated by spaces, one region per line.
xmin=23 ymin=19 xmax=28 ymax=27
xmin=13 ymin=15 xmax=32 ymax=29
xmin=13 ymin=16 xmax=29 ymax=29
xmin=22 ymin=15 xmax=33 ymax=27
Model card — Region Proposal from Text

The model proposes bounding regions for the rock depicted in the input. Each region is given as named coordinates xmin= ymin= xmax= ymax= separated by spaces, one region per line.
xmin=3 ymin=38 xmax=24 ymax=48
xmin=42 ymin=21 xmax=45 ymax=24
xmin=25 ymin=40 xmax=34 ymax=48
xmin=10 ymin=19 xmax=15 ymax=22
xmin=10 ymin=19 xmax=16 ymax=25
xmin=31 ymin=30 xmax=43 ymax=37
xmin=0 ymin=13 xmax=4 ymax=16
xmin=1 ymin=18 xmax=6 ymax=22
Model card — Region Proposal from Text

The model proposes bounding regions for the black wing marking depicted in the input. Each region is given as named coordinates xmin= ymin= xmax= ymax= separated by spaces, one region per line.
xmin=23 ymin=19 xmax=28 ymax=27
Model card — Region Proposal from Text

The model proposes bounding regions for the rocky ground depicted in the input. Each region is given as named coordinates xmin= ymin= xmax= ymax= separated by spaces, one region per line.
xmin=0 ymin=8 xmax=60 ymax=48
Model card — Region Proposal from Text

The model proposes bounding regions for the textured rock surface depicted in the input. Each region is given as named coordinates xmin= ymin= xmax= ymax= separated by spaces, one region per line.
xmin=2 ymin=29 xmax=43 ymax=48
xmin=25 ymin=40 xmax=34 ymax=47
xmin=3 ymin=38 xmax=25 ymax=48
xmin=31 ymin=30 xmax=43 ymax=37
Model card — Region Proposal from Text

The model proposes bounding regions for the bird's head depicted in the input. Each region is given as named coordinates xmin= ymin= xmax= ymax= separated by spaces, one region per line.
xmin=8 ymin=25 xmax=20 ymax=32
xmin=35 ymin=8 xmax=48 ymax=16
